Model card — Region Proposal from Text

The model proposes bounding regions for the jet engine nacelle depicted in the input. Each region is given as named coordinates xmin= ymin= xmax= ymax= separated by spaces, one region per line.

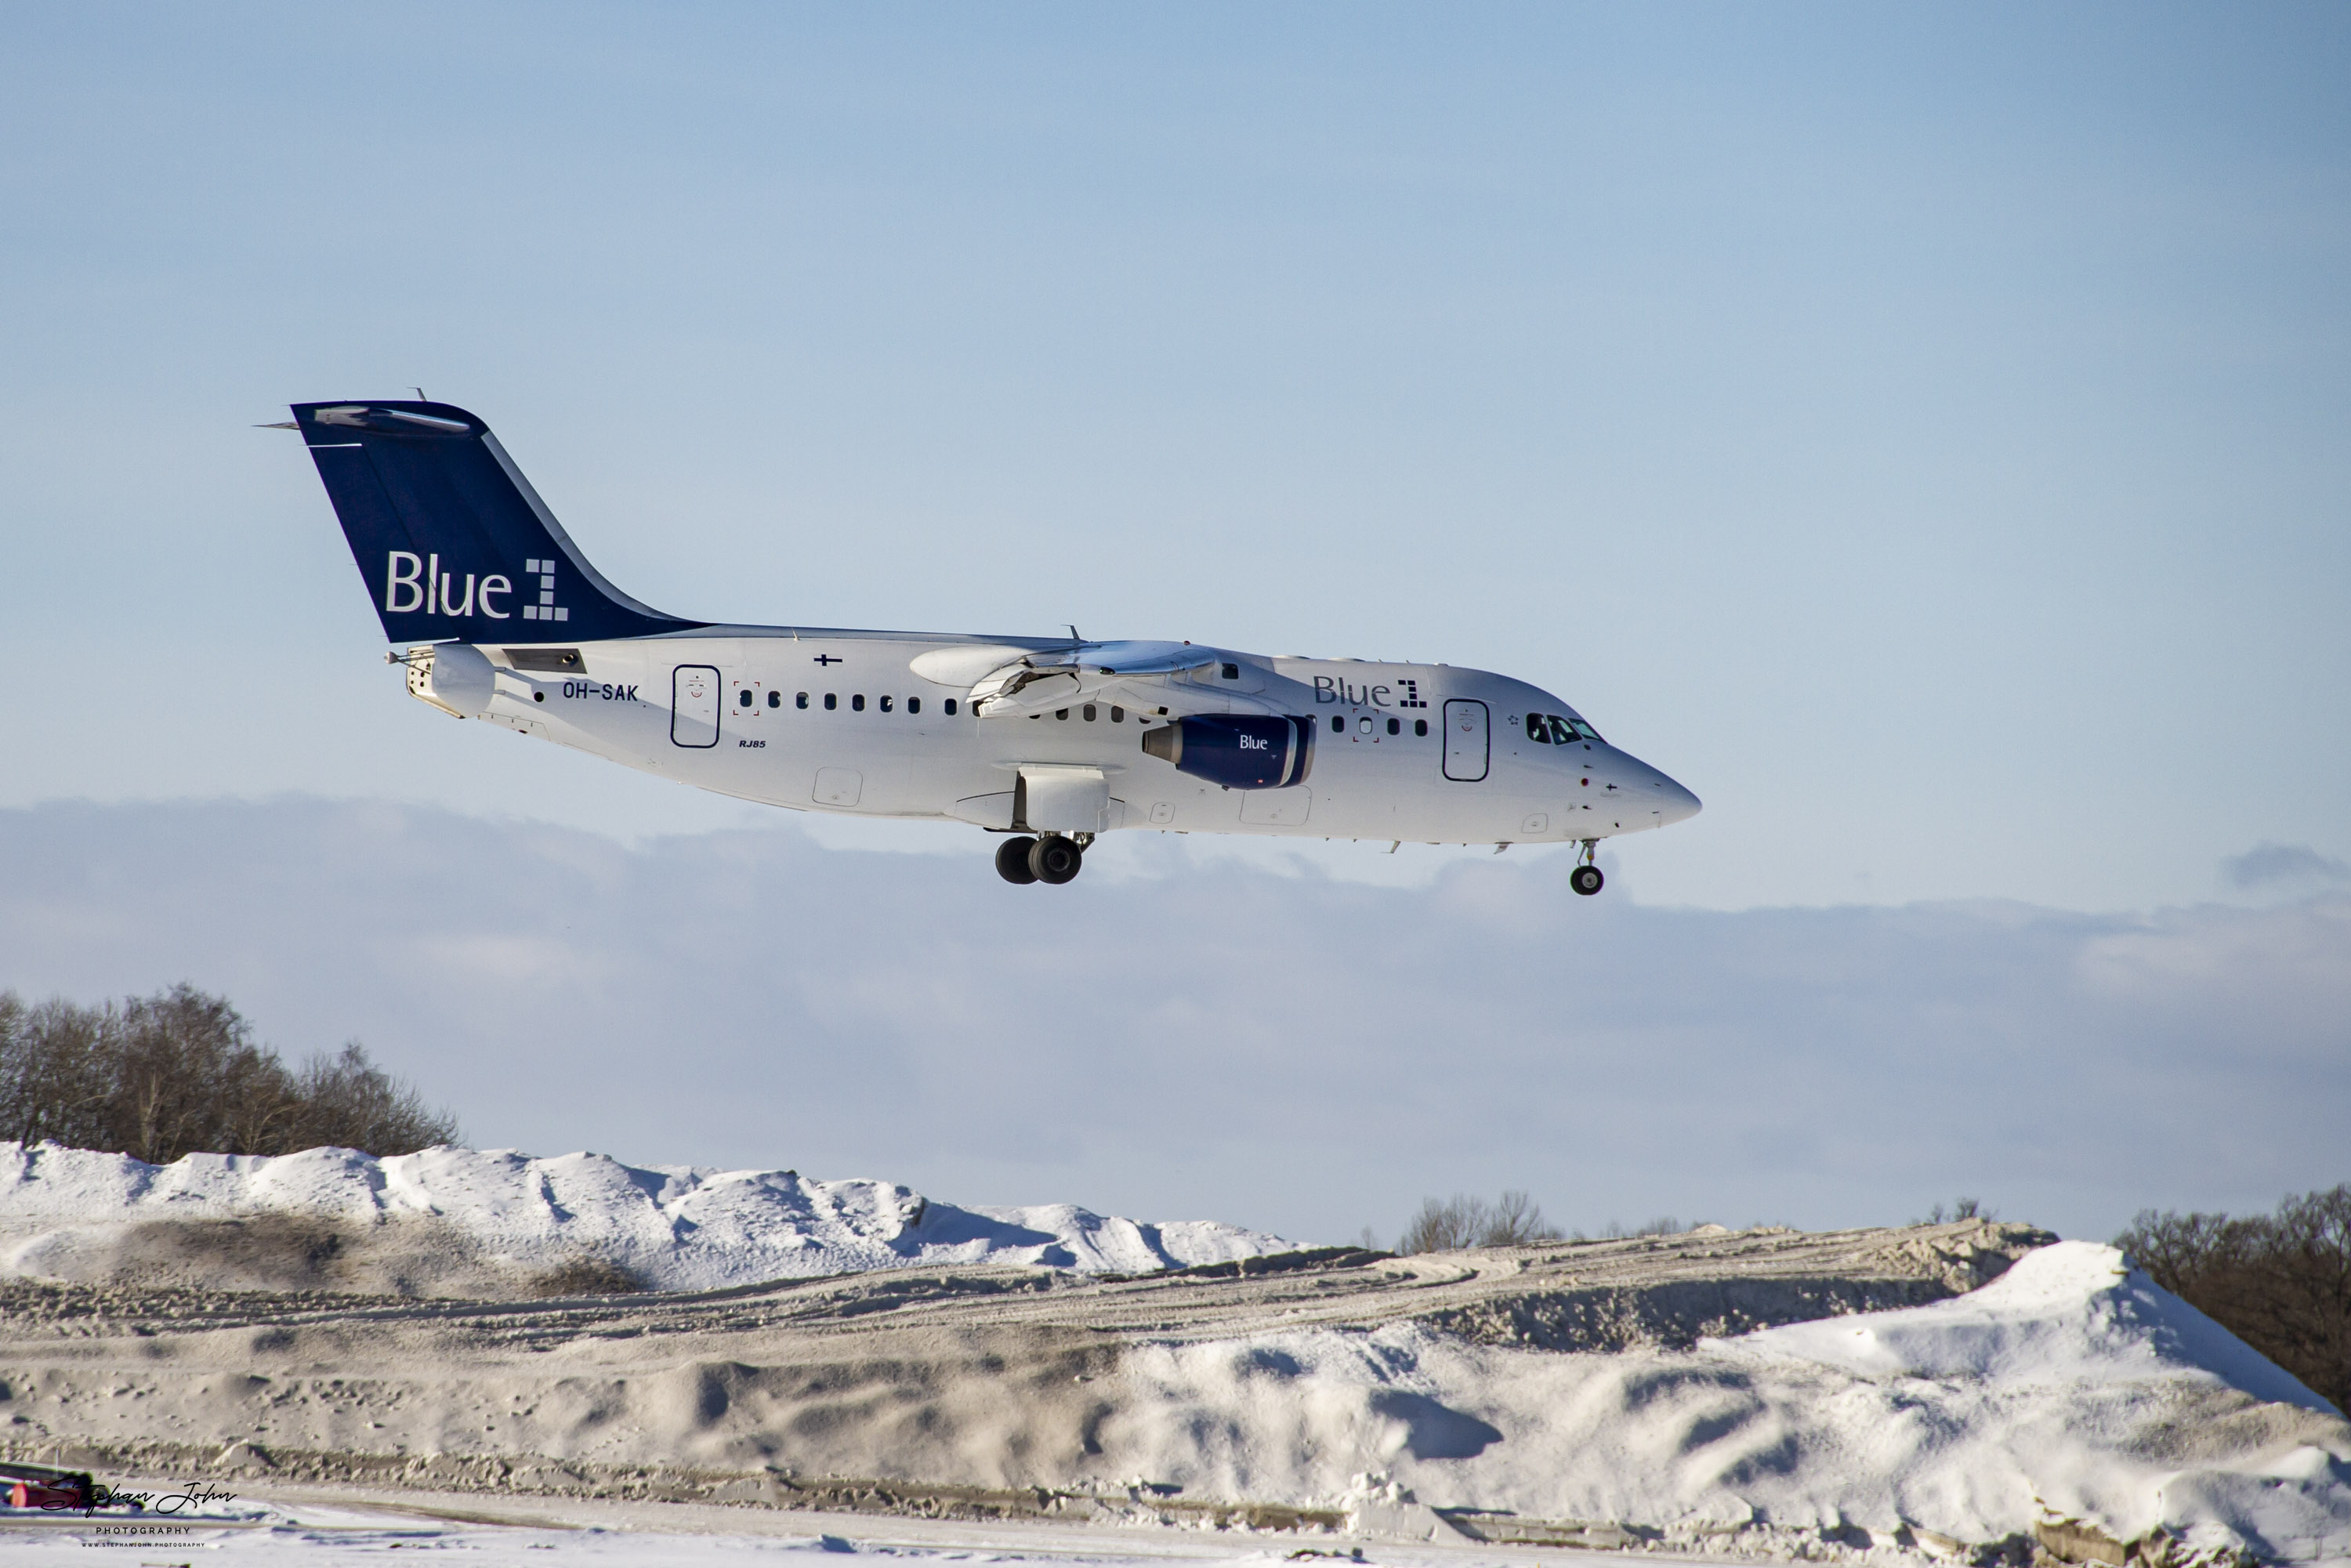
xmin=1139 ymin=714 xmax=1315 ymax=789
xmin=406 ymin=642 xmax=498 ymax=719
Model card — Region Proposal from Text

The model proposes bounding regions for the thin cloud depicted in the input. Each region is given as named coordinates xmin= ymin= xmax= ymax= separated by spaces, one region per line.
xmin=2 ymin=799 xmax=2344 ymax=1249
xmin=2224 ymin=842 xmax=2351 ymax=890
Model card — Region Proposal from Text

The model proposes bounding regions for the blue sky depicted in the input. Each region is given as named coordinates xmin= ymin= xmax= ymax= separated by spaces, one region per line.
xmin=1 ymin=6 xmax=2345 ymax=1233
xmin=2 ymin=2 xmax=2346 ymax=910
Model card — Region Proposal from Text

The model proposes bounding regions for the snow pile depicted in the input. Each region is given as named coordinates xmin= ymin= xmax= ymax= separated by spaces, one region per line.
xmin=1740 ymin=1237 xmax=2327 ymax=1404
xmin=0 ymin=1141 xmax=1291 ymax=1290
xmin=1117 ymin=1244 xmax=2350 ymax=1563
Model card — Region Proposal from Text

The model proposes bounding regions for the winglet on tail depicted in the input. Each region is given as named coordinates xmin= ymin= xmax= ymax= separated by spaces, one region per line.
xmin=288 ymin=400 xmax=699 ymax=643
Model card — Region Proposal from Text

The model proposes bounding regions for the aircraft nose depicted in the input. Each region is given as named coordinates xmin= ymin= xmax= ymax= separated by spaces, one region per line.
xmin=1616 ymin=752 xmax=1701 ymax=827
xmin=1657 ymin=775 xmax=1702 ymax=827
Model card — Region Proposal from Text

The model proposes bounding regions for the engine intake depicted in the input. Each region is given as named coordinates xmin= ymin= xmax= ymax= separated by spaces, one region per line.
xmin=1140 ymin=715 xmax=1314 ymax=789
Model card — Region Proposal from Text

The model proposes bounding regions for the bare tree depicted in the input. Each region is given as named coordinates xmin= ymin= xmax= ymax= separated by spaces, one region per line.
xmin=0 ymin=986 xmax=458 ymax=1164
xmin=0 ymin=994 xmax=113 ymax=1148
xmin=1399 ymin=1195 xmax=1483 ymax=1254
xmin=288 ymin=1041 xmax=458 ymax=1154
xmin=1483 ymin=1190 xmax=1564 ymax=1245
xmin=1399 ymin=1190 xmax=1565 ymax=1253
xmin=2118 ymin=1184 xmax=2351 ymax=1415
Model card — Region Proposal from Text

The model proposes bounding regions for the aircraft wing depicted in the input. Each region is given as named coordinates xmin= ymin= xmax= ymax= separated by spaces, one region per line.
xmin=965 ymin=642 xmax=1221 ymax=718
xmin=928 ymin=641 xmax=1322 ymax=720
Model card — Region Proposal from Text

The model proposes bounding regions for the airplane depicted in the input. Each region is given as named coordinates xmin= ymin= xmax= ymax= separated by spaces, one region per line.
xmin=278 ymin=399 xmax=1700 ymax=888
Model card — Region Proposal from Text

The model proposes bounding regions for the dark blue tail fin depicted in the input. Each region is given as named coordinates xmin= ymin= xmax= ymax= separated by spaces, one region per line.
xmin=291 ymin=400 xmax=700 ymax=643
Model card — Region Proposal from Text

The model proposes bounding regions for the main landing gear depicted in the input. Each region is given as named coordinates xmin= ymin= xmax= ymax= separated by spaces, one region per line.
xmin=995 ymin=833 xmax=1088 ymax=886
xmin=1570 ymin=839 xmax=1605 ymax=896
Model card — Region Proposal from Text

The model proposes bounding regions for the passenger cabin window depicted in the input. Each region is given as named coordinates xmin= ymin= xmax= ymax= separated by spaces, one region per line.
xmin=824 ymin=693 xmax=837 ymax=710
xmin=737 ymin=690 xmax=753 ymax=708
xmin=908 ymin=697 xmax=921 ymax=714
xmin=1414 ymin=719 xmax=1428 ymax=736
xmin=852 ymin=694 xmax=866 ymax=712
xmin=796 ymin=692 xmax=809 ymax=709
xmin=767 ymin=690 xmax=781 ymax=708
xmin=1387 ymin=717 xmax=1400 ymax=735
xmin=1083 ymin=704 xmax=1097 ymax=722
xmin=1111 ymin=706 xmax=1125 ymax=722
xmin=1330 ymin=715 xmax=1344 ymax=733
xmin=879 ymin=695 xmax=893 ymax=712
xmin=944 ymin=698 xmax=958 ymax=716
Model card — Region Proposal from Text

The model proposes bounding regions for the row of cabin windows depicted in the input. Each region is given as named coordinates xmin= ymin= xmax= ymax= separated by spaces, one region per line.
xmin=736 ymin=693 xmax=1429 ymax=738
xmin=776 ymin=695 xmax=1141 ymax=724
xmin=745 ymin=692 xmax=963 ymax=715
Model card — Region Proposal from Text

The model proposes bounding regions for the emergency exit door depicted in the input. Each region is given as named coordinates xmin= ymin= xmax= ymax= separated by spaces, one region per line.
xmin=671 ymin=664 xmax=721 ymax=748
xmin=1443 ymin=698 xmax=1489 ymax=781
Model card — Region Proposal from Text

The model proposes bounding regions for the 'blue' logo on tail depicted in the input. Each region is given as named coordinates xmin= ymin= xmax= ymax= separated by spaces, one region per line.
xmin=381 ymin=553 xmax=569 ymax=621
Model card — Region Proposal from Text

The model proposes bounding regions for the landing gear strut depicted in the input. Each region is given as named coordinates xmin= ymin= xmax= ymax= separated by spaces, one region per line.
xmin=996 ymin=833 xmax=1087 ymax=885
xmin=1570 ymin=839 xmax=1604 ymax=896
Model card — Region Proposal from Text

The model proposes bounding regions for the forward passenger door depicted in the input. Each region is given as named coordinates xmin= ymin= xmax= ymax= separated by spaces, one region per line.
xmin=1443 ymin=699 xmax=1489 ymax=782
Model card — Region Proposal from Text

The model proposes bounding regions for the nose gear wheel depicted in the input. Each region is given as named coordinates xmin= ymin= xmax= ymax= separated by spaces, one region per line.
xmin=1570 ymin=838 xmax=1603 ymax=896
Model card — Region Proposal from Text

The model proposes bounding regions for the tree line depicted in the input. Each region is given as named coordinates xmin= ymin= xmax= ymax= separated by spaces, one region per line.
xmin=0 ymin=984 xmax=458 ymax=1165
xmin=2117 ymin=1185 xmax=2350 ymax=1417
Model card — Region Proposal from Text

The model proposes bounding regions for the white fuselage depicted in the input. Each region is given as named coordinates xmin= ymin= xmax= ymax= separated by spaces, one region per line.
xmin=439 ymin=628 xmax=1701 ymax=847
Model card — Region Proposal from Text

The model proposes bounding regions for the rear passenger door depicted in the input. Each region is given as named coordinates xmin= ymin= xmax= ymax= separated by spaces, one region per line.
xmin=671 ymin=664 xmax=721 ymax=748
xmin=1443 ymin=699 xmax=1489 ymax=781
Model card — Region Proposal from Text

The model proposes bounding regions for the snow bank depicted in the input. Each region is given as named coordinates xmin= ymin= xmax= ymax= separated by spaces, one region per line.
xmin=0 ymin=1141 xmax=1291 ymax=1290
xmin=1116 ymin=1244 xmax=2350 ymax=1563
xmin=1739 ymin=1238 xmax=2330 ymax=1408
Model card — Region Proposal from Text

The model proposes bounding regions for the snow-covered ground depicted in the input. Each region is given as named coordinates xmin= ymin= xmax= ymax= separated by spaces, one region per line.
xmin=1111 ymin=1244 xmax=2349 ymax=1563
xmin=0 ymin=1497 xmax=1716 ymax=1568
xmin=0 ymin=1143 xmax=2343 ymax=1563
xmin=0 ymin=1141 xmax=1293 ymax=1289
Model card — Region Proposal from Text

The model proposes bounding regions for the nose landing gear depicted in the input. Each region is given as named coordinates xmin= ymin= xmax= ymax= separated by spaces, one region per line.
xmin=1570 ymin=839 xmax=1604 ymax=896
xmin=995 ymin=832 xmax=1090 ymax=885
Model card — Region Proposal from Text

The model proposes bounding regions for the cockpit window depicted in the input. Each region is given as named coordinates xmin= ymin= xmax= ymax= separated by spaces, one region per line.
xmin=1524 ymin=712 xmax=1602 ymax=745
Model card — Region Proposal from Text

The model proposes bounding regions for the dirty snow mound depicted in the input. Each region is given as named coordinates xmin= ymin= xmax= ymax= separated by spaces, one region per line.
xmin=0 ymin=1141 xmax=1291 ymax=1291
xmin=1738 ymin=1237 xmax=2329 ymax=1407
xmin=1116 ymin=1243 xmax=2349 ymax=1563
